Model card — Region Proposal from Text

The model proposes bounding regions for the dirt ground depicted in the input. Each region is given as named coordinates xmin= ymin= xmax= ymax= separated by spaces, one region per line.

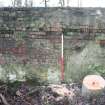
xmin=0 ymin=82 xmax=105 ymax=105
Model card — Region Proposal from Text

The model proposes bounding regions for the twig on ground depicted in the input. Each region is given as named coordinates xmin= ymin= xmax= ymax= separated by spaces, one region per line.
xmin=0 ymin=93 xmax=10 ymax=105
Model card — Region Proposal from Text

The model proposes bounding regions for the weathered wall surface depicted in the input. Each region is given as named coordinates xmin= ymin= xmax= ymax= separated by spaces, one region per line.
xmin=0 ymin=7 xmax=105 ymax=83
xmin=1 ymin=8 xmax=105 ymax=30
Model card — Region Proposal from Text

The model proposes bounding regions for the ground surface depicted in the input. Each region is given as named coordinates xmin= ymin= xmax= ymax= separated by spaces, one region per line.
xmin=0 ymin=82 xmax=105 ymax=105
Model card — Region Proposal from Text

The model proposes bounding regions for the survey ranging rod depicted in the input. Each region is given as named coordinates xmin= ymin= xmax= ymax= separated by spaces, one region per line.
xmin=60 ymin=33 xmax=64 ymax=81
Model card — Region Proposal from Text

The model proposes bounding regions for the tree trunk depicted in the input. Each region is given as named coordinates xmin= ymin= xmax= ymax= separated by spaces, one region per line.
xmin=82 ymin=75 xmax=105 ymax=98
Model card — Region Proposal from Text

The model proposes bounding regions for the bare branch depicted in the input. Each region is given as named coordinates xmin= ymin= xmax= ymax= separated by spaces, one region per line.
xmin=41 ymin=0 xmax=50 ymax=7
xmin=24 ymin=0 xmax=33 ymax=7
xmin=0 ymin=94 xmax=10 ymax=105
xmin=59 ymin=0 xmax=65 ymax=7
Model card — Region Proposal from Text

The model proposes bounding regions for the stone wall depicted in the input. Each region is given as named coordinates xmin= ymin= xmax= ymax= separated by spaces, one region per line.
xmin=0 ymin=7 xmax=105 ymax=83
